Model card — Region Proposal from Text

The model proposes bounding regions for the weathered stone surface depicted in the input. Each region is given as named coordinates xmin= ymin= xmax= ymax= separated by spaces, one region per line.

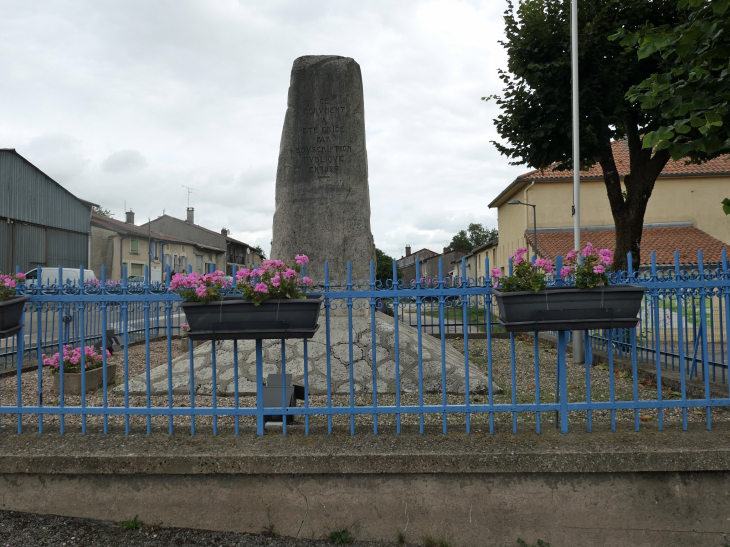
xmin=270 ymin=55 xmax=375 ymax=284
xmin=117 ymin=312 xmax=501 ymax=396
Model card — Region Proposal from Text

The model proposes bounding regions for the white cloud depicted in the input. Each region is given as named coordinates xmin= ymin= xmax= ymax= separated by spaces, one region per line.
xmin=0 ymin=0 xmax=525 ymax=268
xmin=102 ymin=150 xmax=148 ymax=174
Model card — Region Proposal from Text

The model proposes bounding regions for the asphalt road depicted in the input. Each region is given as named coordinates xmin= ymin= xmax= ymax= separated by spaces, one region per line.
xmin=0 ymin=510 xmax=407 ymax=547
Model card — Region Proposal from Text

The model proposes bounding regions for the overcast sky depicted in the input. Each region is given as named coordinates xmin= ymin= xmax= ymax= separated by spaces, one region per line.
xmin=1 ymin=0 xmax=527 ymax=259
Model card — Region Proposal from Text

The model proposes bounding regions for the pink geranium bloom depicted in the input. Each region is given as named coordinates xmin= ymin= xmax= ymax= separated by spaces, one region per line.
xmin=560 ymin=266 xmax=573 ymax=279
xmin=593 ymin=265 xmax=606 ymax=274
xmin=534 ymin=258 xmax=553 ymax=273
xmin=565 ymin=250 xmax=578 ymax=261
xmin=302 ymin=276 xmax=313 ymax=286
xmin=195 ymin=286 xmax=207 ymax=297
xmin=271 ymin=275 xmax=281 ymax=287
xmin=490 ymin=268 xmax=502 ymax=278
xmin=295 ymin=254 xmax=309 ymax=265
xmin=282 ymin=268 xmax=297 ymax=279
xmin=254 ymin=282 xmax=268 ymax=293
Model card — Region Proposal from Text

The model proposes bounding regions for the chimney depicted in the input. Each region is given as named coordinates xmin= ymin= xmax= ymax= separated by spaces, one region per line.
xmin=186 ymin=207 xmax=194 ymax=224
xmin=221 ymin=228 xmax=228 ymax=236
xmin=443 ymin=247 xmax=450 ymax=254
xmin=406 ymin=245 xmax=411 ymax=256
xmin=125 ymin=210 xmax=135 ymax=224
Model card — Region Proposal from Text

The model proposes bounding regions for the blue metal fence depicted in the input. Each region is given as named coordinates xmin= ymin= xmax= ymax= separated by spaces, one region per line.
xmin=0 ymin=250 xmax=728 ymax=436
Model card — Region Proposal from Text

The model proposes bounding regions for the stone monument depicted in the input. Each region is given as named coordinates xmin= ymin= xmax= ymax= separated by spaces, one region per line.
xmin=270 ymin=55 xmax=375 ymax=284
xmin=118 ymin=56 xmax=500 ymax=398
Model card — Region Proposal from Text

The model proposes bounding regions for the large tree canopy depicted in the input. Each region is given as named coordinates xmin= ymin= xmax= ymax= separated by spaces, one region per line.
xmin=619 ymin=0 xmax=730 ymax=161
xmin=489 ymin=0 xmax=682 ymax=270
xmin=449 ymin=223 xmax=497 ymax=253
xmin=375 ymin=248 xmax=403 ymax=284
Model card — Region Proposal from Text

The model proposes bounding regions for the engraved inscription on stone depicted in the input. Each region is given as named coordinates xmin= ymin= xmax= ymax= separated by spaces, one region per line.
xmin=297 ymin=97 xmax=351 ymax=176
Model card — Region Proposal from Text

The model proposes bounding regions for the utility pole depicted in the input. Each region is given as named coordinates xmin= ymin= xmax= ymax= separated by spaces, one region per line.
xmin=571 ymin=0 xmax=584 ymax=364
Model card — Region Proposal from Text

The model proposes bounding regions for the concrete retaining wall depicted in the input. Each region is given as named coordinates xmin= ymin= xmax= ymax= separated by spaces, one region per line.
xmin=2 ymin=471 xmax=730 ymax=546
xmin=1 ymin=424 xmax=730 ymax=546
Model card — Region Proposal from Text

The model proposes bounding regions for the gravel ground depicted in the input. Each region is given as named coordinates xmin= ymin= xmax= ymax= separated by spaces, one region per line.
xmin=0 ymin=510 xmax=413 ymax=547
xmin=1 ymin=335 xmax=726 ymax=435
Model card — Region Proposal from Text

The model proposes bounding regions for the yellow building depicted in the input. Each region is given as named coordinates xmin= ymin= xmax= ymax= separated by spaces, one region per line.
xmin=90 ymin=212 xmax=223 ymax=282
xmin=488 ymin=141 xmax=730 ymax=271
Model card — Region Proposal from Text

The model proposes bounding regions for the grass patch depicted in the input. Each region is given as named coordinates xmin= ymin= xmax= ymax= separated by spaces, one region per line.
xmin=328 ymin=528 xmax=352 ymax=545
xmin=120 ymin=515 xmax=142 ymax=531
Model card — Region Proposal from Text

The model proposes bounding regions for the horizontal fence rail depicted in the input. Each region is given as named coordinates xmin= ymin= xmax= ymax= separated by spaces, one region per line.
xmin=0 ymin=249 xmax=728 ymax=436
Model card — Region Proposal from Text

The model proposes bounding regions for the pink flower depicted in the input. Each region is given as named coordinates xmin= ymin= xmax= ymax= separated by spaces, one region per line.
xmin=254 ymin=282 xmax=268 ymax=293
xmin=582 ymin=243 xmax=596 ymax=257
xmin=195 ymin=286 xmax=207 ymax=298
xmin=534 ymin=258 xmax=553 ymax=273
xmin=490 ymin=268 xmax=502 ymax=278
xmin=236 ymin=269 xmax=251 ymax=281
xmin=271 ymin=275 xmax=281 ymax=288
xmin=302 ymin=276 xmax=313 ymax=286
xmin=560 ymin=266 xmax=573 ymax=279
xmin=282 ymin=268 xmax=297 ymax=280
xmin=598 ymin=249 xmax=614 ymax=265
xmin=593 ymin=265 xmax=606 ymax=274
xmin=512 ymin=255 xmax=524 ymax=266
xmin=565 ymin=250 xmax=578 ymax=261
xmin=295 ymin=254 xmax=309 ymax=265
xmin=15 ymin=272 xmax=26 ymax=279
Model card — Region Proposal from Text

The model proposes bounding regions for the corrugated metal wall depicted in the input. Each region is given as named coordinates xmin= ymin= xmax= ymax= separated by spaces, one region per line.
xmin=46 ymin=229 xmax=87 ymax=269
xmin=0 ymin=150 xmax=90 ymax=273
xmin=0 ymin=150 xmax=91 ymax=232
xmin=13 ymin=223 xmax=46 ymax=271
xmin=0 ymin=222 xmax=87 ymax=273
xmin=0 ymin=222 xmax=9 ymax=273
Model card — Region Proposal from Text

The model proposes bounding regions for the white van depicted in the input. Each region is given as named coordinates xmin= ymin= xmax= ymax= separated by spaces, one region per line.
xmin=24 ymin=267 xmax=98 ymax=285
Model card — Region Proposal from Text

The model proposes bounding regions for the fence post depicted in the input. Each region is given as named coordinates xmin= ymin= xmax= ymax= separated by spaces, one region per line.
xmin=256 ymin=338 xmax=264 ymax=436
xmin=558 ymin=330 xmax=569 ymax=433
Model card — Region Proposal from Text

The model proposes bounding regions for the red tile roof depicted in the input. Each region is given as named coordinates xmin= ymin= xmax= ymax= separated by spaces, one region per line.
xmin=524 ymin=226 xmax=730 ymax=266
xmin=517 ymin=140 xmax=730 ymax=181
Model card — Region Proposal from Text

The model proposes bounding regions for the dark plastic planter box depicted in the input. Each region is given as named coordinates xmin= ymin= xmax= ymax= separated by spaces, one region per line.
xmin=492 ymin=285 xmax=647 ymax=332
xmin=0 ymin=296 xmax=29 ymax=340
xmin=181 ymin=295 xmax=324 ymax=340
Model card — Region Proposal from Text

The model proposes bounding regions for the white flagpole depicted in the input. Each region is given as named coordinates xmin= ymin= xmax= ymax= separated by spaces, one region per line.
xmin=571 ymin=0 xmax=584 ymax=364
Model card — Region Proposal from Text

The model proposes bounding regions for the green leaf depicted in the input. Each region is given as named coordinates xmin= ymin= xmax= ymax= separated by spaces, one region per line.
xmin=642 ymin=131 xmax=657 ymax=148
xmin=705 ymin=111 xmax=723 ymax=126
xmin=712 ymin=0 xmax=729 ymax=14
xmin=722 ymin=198 xmax=730 ymax=215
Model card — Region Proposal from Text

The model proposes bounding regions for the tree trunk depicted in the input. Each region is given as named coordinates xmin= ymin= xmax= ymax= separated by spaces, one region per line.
xmin=612 ymin=195 xmax=651 ymax=272
xmin=597 ymin=126 xmax=670 ymax=273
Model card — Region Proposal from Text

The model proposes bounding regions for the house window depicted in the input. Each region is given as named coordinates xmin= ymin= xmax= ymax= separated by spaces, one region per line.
xmin=130 ymin=238 xmax=139 ymax=254
xmin=150 ymin=241 xmax=156 ymax=260
xmin=130 ymin=263 xmax=144 ymax=277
